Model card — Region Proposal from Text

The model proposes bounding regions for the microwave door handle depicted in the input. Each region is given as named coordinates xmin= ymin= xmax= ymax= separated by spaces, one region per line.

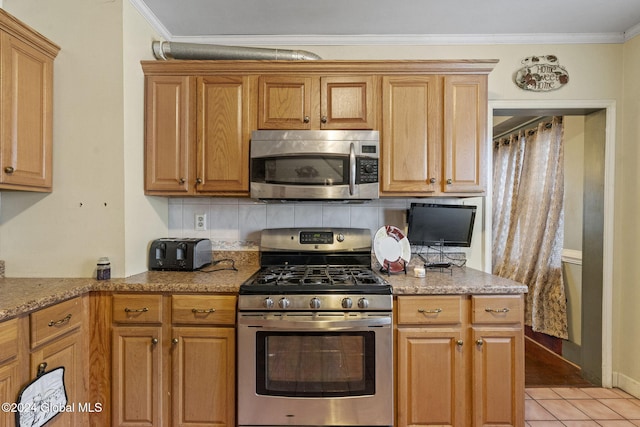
xmin=349 ymin=142 xmax=356 ymax=195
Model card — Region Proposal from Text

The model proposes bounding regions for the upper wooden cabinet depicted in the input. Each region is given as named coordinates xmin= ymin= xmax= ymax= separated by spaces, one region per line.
xmin=258 ymin=75 xmax=376 ymax=129
xmin=381 ymin=74 xmax=488 ymax=197
xmin=0 ymin=10 xmax=59 ymax=192
xmin=141 ymin=60 xmax=496 ymax=197
xmin=144 ymin=74 xmax=254 ymax=196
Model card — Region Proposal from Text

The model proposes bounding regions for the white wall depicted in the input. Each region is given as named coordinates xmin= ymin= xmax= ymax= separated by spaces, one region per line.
xmin=563 ymin=116 xmax=585 ymax=348
xmin=0 ymin=0 xmax=166 ymax=277
xmin=122 ymin=0 xmax=169 ymax=276
xmin=616 ymin=33 xmax=640 ymax=396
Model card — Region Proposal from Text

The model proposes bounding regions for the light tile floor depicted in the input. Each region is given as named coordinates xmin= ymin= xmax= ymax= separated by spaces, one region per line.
xmin=526 ymin=387 xmax=640 ymax=426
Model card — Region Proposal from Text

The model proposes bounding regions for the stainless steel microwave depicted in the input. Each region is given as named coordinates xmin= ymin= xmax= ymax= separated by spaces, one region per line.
xmin=250 ymin=130 xmax=379 ymax=201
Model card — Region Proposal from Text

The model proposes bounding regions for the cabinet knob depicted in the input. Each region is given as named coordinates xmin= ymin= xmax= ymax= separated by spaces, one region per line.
xmin=179 ymin=177 xmax=186 ymax=184
xmin=4 ymin=166 xmax=14 ymax=174
xmin=303 ymin=116 xmax=310 ymax=123
xmin=476 ymin=339 xmax=484 ymax=346
xmin=321 ymin=115 xmax=328 ymax=124
xmin=151 ymin=338 xmax=159 ymax=345
xmin=429 ymin=177 xmax=436 ymax=184
xmin=196 ymin=178 xmax=203 ymax=184
xmin=446 ymin=179 xmax=453 ymax=185
xmin=172 ymin=338 xmax=179 ymax=344
xmin=456 ymin=340 xmax=464 ymax=347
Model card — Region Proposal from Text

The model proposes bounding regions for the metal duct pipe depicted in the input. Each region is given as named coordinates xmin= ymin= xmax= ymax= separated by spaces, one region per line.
xmin=152 ymin=41 xmax=322 ymax=61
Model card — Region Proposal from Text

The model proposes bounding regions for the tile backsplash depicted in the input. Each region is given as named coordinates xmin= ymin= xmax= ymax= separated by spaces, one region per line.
xmin=168 ymin=197 xmax=480 ymax=251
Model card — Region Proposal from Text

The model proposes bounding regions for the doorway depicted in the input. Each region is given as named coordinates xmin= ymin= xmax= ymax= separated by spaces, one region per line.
xmin=488 ymin=100 xmax=615 ymax=387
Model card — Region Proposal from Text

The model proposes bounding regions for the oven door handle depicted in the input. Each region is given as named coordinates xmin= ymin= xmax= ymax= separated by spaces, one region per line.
xmin=240 ymin=316 xmax=391 ymax=330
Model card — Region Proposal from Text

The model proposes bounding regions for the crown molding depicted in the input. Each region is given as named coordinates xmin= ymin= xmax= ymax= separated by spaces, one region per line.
xmin=625 ymin=22 xmax=640 ymax=42
xmin=129 ymin=0 xmax=172 ymax=40
xmin=167 ymin=32 xmax=626 ymax=46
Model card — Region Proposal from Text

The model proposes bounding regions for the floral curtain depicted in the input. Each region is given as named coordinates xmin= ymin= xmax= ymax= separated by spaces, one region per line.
xmin=492 ymin=117 xmax=568 ymax=339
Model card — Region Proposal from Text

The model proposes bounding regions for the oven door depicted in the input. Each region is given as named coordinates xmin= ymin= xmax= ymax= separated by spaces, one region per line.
xmin=237 ymin=312 xmax=393 ymax=427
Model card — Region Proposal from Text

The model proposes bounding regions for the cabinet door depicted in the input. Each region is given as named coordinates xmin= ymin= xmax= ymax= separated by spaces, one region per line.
xmin=196 ymin=76 xmax=252 ymax=195
xmin=0 ymin=33 xmax=54 ymax=191
xmin=0 ymin=361 xmax=20 ymax=427
xmin=471 ymin=327 xmax=524 ymax=427
xmin=30 ymin=331 xmax=87 ymax=427
xmin=320 ymin=76 xmax=375 ymax=129
xmin=144 ymin=75 xmax=195 ymax=195
xmin=171 ymin=327 xmax=235 ymax=427
xmin=381 ymin=76 xmax=441 ymax=195
xmin=396 ymin=328 xmax=466 ymax=427
xmin=112 ymin=326 xmax=162 ymax=427
xmin=258 ymin=76 xmax=316 ymax=129
xmin=442 ymin=75 xmax=487 ymax=194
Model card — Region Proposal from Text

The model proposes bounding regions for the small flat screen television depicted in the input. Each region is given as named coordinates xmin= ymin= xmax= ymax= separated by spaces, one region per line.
xmin=407 ymin=203 xmax=476 ymax=247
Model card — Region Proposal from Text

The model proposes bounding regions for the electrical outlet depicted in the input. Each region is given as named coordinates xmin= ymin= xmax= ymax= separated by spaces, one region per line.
xmin=195 ymin=213 xmax=207 ymax=231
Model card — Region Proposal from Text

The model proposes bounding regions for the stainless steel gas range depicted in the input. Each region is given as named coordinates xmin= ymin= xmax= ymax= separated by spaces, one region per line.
xmin=237 ymin=227 xmax=393 ymax=427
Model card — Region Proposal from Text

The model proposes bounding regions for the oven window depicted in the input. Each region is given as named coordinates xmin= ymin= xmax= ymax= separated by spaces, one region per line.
xmin=255 ymin=156 xmax=349 ymax=186
xmin=256 ymin=331 xmax=375 ymax=397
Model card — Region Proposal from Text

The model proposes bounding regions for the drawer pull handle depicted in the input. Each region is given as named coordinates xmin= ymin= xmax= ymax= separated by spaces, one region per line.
xmin=485 ymin=307 xmax=510 ymax=313
xmin=192 ymin=308 xmax=216 ymax=314
xmin=418 ymin=308 xmax=442 ymax=314
xmin=48 ymin=314 xmax=72 ymax=327
xmin=125 ymin=307 xmax=149 ymax=313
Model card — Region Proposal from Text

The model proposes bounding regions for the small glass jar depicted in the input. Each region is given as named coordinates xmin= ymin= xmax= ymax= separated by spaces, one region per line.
xmin=97 ymin=257 xmax=111 ymax=280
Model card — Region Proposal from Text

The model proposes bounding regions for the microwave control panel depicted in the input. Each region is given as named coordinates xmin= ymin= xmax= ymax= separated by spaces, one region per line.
xmin=357 ymin=158 xmax=379 ymax=183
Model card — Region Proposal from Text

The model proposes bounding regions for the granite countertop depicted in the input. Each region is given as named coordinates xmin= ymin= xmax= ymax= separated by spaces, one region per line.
xmin=381 ymin=265 xmax=528 ymax=295
xmin=0 ymin=255 xmax=526 ymax=322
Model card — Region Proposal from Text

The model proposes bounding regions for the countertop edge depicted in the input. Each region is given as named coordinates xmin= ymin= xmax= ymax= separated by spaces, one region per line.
xmin=0 ymin=266 xmax=526 ymax=322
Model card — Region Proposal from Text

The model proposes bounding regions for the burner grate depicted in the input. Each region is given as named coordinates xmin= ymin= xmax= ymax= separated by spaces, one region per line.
xmin=247 ymin=264 xmax=385 ymax=288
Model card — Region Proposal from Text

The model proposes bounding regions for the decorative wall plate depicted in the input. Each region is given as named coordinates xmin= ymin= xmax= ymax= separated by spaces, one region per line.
xmin=515 ymin=55 xmax=569 ymax=92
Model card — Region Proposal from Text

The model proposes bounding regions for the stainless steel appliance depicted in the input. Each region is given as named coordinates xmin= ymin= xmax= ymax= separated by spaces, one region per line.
xmin=148 ymin=238 xmax=212 ymax=271
xmin=237 ymin=228 xmax=393 ymax=427
xmin=250 ymin=130 xmax=379 ymax=200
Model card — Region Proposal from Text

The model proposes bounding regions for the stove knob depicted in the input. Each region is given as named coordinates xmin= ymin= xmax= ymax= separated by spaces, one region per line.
xmin=358 ymin=297 xmax=370 ymax=309
xmin=279 ymin=297 xmax=290 ymax=309
xmin=341 ymin=297 xmax=353 ymax=309
xmin=336 ymin=233 xmax=345 ymax=242
xmin=263 ymin=297 xmax=274 ymax=309
xmin=309 ymin=297 xmax=321 ymax=309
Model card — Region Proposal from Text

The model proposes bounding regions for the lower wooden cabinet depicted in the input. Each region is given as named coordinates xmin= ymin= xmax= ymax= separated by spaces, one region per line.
xmin=171 ymin=327 xmax=235 ymax=427
xmin=29 ymin=297 xmax=88 ymax=427
xmin=112 ymin=325 xmax=163 ymax=427
xmin=395 ymin=294 xmax=524 ymax=427
xmin=110 ymin=293 xmax=236 ymax=427
xmin=0 ymin=317 xmax=22 ymax=427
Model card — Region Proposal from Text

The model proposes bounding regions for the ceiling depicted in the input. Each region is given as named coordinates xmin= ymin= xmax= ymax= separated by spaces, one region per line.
xmin=133 ymin=0 xmax=640 ymax=45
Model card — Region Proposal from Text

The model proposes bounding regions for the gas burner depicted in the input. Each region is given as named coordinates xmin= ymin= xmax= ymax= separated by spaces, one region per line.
xmin=239 ymin=228 xmax=392 ymax=303
xmin=244 ymin=264 xmax=388 ymax=292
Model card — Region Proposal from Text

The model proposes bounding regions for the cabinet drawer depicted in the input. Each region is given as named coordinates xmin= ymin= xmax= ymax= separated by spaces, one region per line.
xmin=172 ymin=295 xmax=236 ymax=325
xmin=397 ymin=296 xmax=463 ymax=325
xmin=0 ymin=318 xmax=19 ymax=363
xmin=112 ymin=294 xmax=163 ymax=324
xmin=30 ymin=297 xmax=83 ymax=349
xmin=472 ymin=295 xmax=523 ymax=324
